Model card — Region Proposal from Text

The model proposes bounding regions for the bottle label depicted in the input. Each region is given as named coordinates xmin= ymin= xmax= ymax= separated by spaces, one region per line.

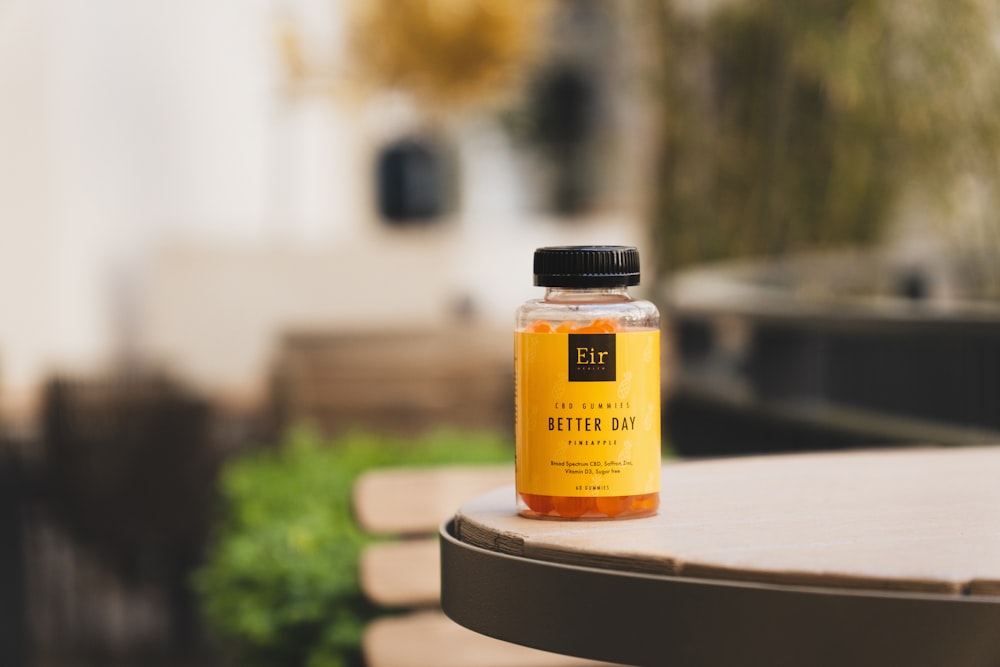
xmin=515 ymin=329 xmax=661 ymax=497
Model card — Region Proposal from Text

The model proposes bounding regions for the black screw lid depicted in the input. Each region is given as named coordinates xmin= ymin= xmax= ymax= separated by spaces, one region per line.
xmin=533 ymin=246 xmax=641 ymax=287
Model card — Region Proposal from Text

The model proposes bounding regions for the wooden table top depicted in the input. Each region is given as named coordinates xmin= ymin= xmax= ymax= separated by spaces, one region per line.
xmin=455 ymin=445 xmax=1000 ymax=596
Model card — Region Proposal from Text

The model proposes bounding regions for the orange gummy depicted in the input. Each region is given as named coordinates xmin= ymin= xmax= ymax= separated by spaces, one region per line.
xmin=520 ymin=491 xmax=658 ymax=520
xmin=594 ymin=495 xmax=631 ymax=517
xmin=527 ymin=318 xmax=622 ymax=334
xmin=591 ymin=318 xmax=619 ymax=332
xmin=552 ymin=496 xmax=592 ymax=518
xmin=520 ymin=493 xmax=554 ymax=515
xmin=629 ymin=492 xmax=660 ymax=515
xmin=526 ymin=320 xmax=553 ymax=333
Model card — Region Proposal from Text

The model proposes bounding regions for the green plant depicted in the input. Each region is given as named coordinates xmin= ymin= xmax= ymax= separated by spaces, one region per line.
xmin=651 ymin=0 xmax=1000 ymax=276
xmin=193 ymin=428 xmax=512 ymax=667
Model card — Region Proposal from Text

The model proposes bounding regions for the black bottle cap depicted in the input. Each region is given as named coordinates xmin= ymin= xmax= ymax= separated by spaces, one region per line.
xmin=533 ymin=246 xmax=641 ymax=287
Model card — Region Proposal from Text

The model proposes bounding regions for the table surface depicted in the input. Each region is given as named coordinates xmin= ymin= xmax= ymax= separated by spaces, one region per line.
xmin=441 ymin=446 xmax=1000 ymax=666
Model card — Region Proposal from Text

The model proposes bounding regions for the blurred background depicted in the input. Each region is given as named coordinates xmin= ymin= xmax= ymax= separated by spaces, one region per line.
xmin=2 ymin=0 xmax=1000 ymax=665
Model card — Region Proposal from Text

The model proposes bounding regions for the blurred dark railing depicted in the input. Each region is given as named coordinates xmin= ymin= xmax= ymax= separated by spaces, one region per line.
xmin=663 ymin=253 xmax=1000 ymax=457
xmin=0 ymin=443 xmax=29 ymax=667
xmin=5 ymin=372 xmax=225 ymax=666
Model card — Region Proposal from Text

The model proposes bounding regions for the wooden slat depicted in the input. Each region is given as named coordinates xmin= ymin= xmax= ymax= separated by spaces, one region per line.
xmin=355 ymin=462 xmax=578 ymax=667
xmin=360 ymin=540 xmax=439 ymax=607
xmin=354 ymin=464 xmax=512 ymax=535
xmin=363 ymin=610 xmax=621 ymax=667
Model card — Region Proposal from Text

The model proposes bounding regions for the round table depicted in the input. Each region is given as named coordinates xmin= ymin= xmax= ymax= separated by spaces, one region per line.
xmin=440 ymin=446 xmax=1000 ymax=666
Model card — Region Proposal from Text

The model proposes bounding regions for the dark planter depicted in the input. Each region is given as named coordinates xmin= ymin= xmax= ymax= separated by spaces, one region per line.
xmin=375 ymin=135 xmax=454 ymax=224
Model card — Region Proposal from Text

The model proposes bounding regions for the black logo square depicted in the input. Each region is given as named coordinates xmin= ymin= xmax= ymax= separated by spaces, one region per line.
xmin=568 ymin=333 xmax=616 ymax=382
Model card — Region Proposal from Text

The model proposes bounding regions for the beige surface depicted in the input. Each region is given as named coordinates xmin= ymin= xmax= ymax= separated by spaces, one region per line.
xmin=354 ymin=464 xmax=513 ymax=535
xmin=456 ymin=446 xmax=1000 ymax=595
xmin=360 ymin=539 xmax=441 ymax=607
xmin=363 ymin=610 xmax=621 ymax=667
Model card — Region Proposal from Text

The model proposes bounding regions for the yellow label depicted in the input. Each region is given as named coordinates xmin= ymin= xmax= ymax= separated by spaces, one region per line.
xmin=515 ymin=329 xmax=661 ymax=497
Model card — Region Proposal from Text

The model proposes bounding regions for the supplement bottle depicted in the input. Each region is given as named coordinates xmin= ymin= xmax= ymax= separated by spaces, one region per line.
xmin=515 ymin=246 xmax=661 ymax=519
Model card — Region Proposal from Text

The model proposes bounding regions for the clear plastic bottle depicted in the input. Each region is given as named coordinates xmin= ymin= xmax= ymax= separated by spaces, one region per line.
xmin=515 ymin=246 xmax=661 ymax=519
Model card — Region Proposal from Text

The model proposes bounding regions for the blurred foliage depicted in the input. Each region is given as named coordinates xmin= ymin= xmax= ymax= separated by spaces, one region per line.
xmin=348 ymin=0 xmax=551 ymax=112
xmin=652 ymin=0 xmax=1000 ymax=272
xmin=193 ymin=428 xmax=512 ymax=667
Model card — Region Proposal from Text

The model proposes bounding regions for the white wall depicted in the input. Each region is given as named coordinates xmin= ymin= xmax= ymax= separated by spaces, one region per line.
xmin=0 ymin=0 xmax=62 ymax=411
xmin=0 ymin=0 xmax=651 ymax=411
xmin=0 ymin=0 xmax=317 ymax=407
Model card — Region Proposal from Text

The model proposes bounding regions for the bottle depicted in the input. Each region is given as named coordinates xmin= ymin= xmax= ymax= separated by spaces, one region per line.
xmin=515 ymin=246 xmax=661 ymax=519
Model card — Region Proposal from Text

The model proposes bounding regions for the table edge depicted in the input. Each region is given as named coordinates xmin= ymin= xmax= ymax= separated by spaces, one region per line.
xmin=440 ymin=519 xmax=1000 ymax=667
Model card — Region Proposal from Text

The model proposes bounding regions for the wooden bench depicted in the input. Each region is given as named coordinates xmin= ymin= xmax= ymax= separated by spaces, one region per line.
xmin=354 ymin=464 xmax=619 ymax=667
xmin=272 ymin=329 xmax=512 ymax=437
